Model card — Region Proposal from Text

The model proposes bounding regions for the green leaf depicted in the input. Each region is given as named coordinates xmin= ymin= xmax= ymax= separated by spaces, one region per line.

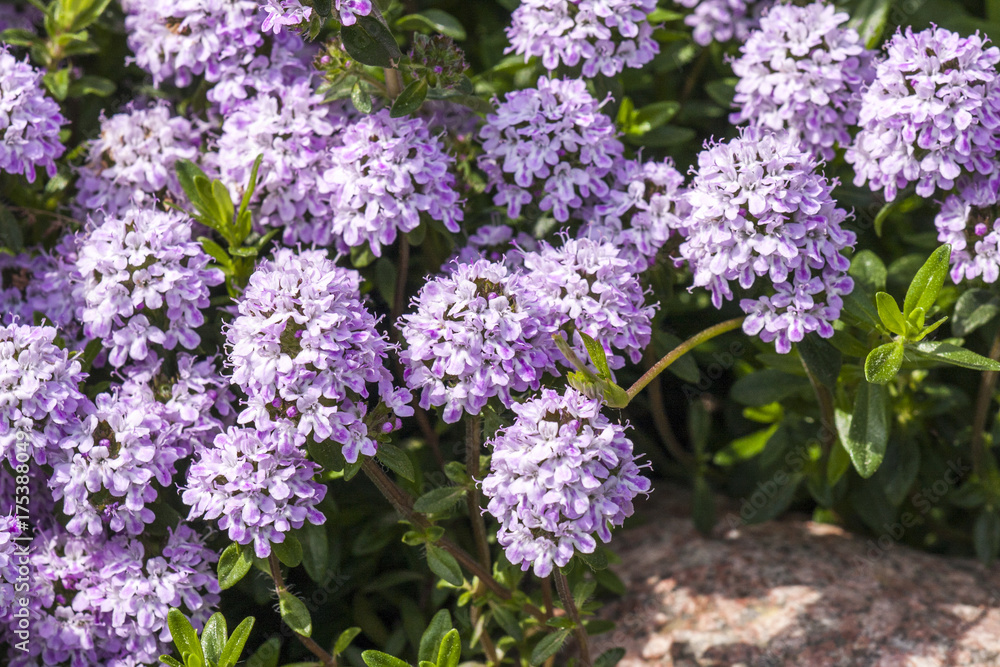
xmin=200 ymin=613 xmax=227 ymax=666
xmin=875 ymin=292 xmax=906 ymax=336
xmin=579 ymin=331 xmax=612 ymax=378
xmin=692 ymin=474 xmax=716 ymax=536
xmin=594 ymin=647 xmax=627 ymax=667
xmin=849 ymin=0 xmax=891 ymax=48
xmin=159 ymin=657 xmax=184 ymax=667
xmin=334 ymin=627 xmax=362 ymax=656
xmin=628 ymin=101 xmax=680 ymax=134
xmin=341 ymin=15 xmax=403 ymax=69
xmin=912 ymin=316 xmax=948 ymax=342
xmin=837 ymin=382 xmax=889 ymax=478
xmin=730 ymin=369 xmax=811 ymax=405
xmin=362 ymin=650 xmax=412 ymax=667
xmin=390 ymin=78 xmax=429 ymax=117
xmin=351 ymin=81 xmax=373 ymax=113
xmin=350 ymin=244 xmax=376 ymax=268
xmin=425 ymin=544 xmax=463 ymax=586
xmin=530 ymin=630 xmax=570 ymax=665
xmin=911 ymin=340 xmax=1000 ymax=372
xmin=952 ymin=289 xmax=1000 ymax=337
xmin=217 ymin=542 xmax=254 ymax=590
xmin=65 ymin=0 xmax=113 ymax=31
xmin=395 ymin=9 xmax=467 ymax=40
xmin=235 ymin=153 xmax=264 ymax=241
xmin=245 ymin=636 xmax=281 ymax=667
xmin=67 ymin=74 xmax=115 ymax=97
xmin=864 ymin=341 xmax=904 ymax=384
xmin=974 ymin=511 xmax=1000 ymax=564
xmin=278 ymin=590 xmax=313 ymax=637
xmin=849 ymin=250 xmax=887 ymax=292
xmin=272 ymin=534 xmax=303 ymax=568
xmin=713 ymin=424 xmax=778 ymax=466
xmin=219 ymin=616 xmax=255 ymax=667
xmin=871 ymin=200 xmax=895 ymax=237
xmin=797 ymin=335 xmax=842 ymax=389
xmin=903 ymin=245 xmax=951 ymax=319
xmin=297 ymin=522 xmax=329 ymax=584
xmin=413 ymin=486 xmax=466 ymax=514
xmin=167 ymin=609 xmax=204 ymax=665
xmin=418 ymin=610 xmax=452 ymax=663
xmin=198 ymin=237 xmax=233 ymax=270
xmin=43 ymin=67 xmax=70 ymax=100
xmin=375 ymin=443 xmax=415 ymax=482
xmin=704 ymin=78 xmax=737 ymax=108
xmin=0 ymin=28 xmax=38 ymax=47
xmin=623 ymin=124 xmax=694 ymax=147
xmin=0 ymin=203 xmax=23 ymax=253
xmin=577 ymin=548 xmax=608 ymax=571
xmin=436 ymin=629 xmax=461 ymax=667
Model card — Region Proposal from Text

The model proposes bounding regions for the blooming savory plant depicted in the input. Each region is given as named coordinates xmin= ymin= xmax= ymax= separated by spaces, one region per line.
xmin=4 ymin=1 xmax=1000 ymax=667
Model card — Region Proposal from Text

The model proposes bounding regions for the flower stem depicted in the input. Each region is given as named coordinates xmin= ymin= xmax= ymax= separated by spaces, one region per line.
xmin=268 ymin=553 xmax=337 ymax=667
xmin=626 ymin=317 xmax=745 ymax=402
xmin=971 ymin=329 xmax=1000 ymax=478
xmin=384 ymin=68 xmax=404 ymax=98
xmin=360 ymin=459 xmax=547 ymax=623
xmin=465 ymin=414 xmax=491 ymax=569
xmin=553 ymin=570 xmax=591 ymax=667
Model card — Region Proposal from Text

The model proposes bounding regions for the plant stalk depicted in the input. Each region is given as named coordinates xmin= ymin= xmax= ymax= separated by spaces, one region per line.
xmin=465 ymin=414 xmax=491 ymax=569
xmin=553 ymin=570 xmax=591 ymax=667
xmin=971 ymin=329 xmax=1000 ymax=477
xmin=626 ymin=317 xmax=745 ymax=402
xmin=268 ymin=553 xmax=337 ymax=667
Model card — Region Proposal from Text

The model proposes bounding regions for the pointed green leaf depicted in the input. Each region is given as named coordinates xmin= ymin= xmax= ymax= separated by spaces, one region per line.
xmin=903 ymin=244 xmax=951 ymax=318
xmin=797 ymin=335 xmax=842 ymax=389
xmin=530 ymin=630 xmax=570 ymax=666
xmin=334 ymin=627 xmax=362 ymax=656
xmin=713 ymin=424 xmax=778 ymax=466
xmin=390 ymin=78 xmax=429 ymax=117
xmin=395 ymin=10 xmax=467 ymax=40
xmin=875 ymin=292 xmax=906 ymax=336
xmin=594 ymin=647 xmax=627 ymax=667
xmin=418 ymin=610 xmax=452 ymax=663
xmin=159 ymin=656 xmax=184 ymax=667
xmin=167 ymin=609 xmax=204 ymax=664
xmin=199 ymin=237 xmax=233 ymax=270
xmin=912 ymin=340 xmax=1000 ymax=372
xmin=200 ymin=613 xmax=227 ymax=666
xmin=913 ymin=316 xmax=948 ymax=341
xmin=953 ymin=289 xmax=1000 ymax=337
xmin=425 ymin=543 xmax=463 ymax=586
xmin=352 ymin=81 xmax=373 ymax=113
xmin=375 ymin=443 xmax=415 ymax=482
xmin=413 ymin=486 xmax=466 ymax=514
xmin=341 ymin=15 xmax=403 ymax=68
xmin=297 ymin=522 xmax=329 ymax=584
xmin=577 ymin=547 xmax=608 ymax=571
xmin=272 ymin=534 xmax=303 ymax=568
xmin=217 ymin=542 xmax=254 ymax=590
xmin=278 ymin=590 xmax=313 ymax=637
xmin=219 ymin=616 xmax=255 ymax=667
xmin=838 ymin=382 xmax=889 ymax=478
xmin=436 ymin=629 xmax=461 ymax=667
xmin=579 ymin=331 xmax=612 ymax=378
xmin=245 ymin=636 xmax=281 ymax=667
xmin=361 ymin=650 xmax=412 ymax=667
xmin=849 ymin=249 xmax=887 ymax=292
xmin=865 ymin=341 xmax=904 ymax=384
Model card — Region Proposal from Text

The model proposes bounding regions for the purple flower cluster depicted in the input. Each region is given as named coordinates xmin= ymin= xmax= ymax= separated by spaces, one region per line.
xmin=6 ymin=524 xmax=218 ymax=667
xmin=399 ymin=259 xmax=554 ymax=423
xmin=681 ymin=128 xmax=856 ymax=353
xmin=318 ymin=109 xmax=462 ymax=256
xmin=848 ymin=25 xmax=1000 ymax=201
xmin=74 ymin=103 xmax=202 ymax=218
xmin=0 ymin=323 xmax=87 ymax=467
xmin=935 ymin=173 xmax=1000 ymax=283
xmin=184 ymin=427 xmax=326 ymax=557
xmin=452 ymin=224 xmax=537 ymax=267
xmin=482 ymin=387 xmax=650 ymax=578
xmin=522 ymin=237 xmax=655 ymax=371
xmin=478 ymin=77 xmax=623 ymax=222
xmin=505 ymin=0 xmax=659 ymax=78
xmin=676 ymin=0 xmax=769 ymax=46
xmin=731 ymin=2 xmax=875 ymax=160
xmin=123 ymin=0 xmax=263 ymax=88
xmin=227 ymin=248 xmax=412 ymax=463
xmin=73 ymin=207 xmax=224 ymax=368
xmin=260 ymin=0 xmax=312 ymax=32
xmin=0 ymin=44 xmax=66 ymax=183
xmin=583 ymin=157 xmax=688 ymax=273
xmin=0 ymin=514 xmax=21 ymax=618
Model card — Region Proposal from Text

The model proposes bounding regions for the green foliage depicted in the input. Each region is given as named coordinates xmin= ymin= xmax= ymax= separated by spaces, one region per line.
xmin=161 ymin=611 xmax=254 ymax=667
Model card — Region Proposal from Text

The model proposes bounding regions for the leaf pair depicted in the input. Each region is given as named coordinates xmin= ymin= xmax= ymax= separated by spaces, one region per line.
xmin=160 ymin=610 xmax=254 ymax=667
xmin=555 ymin=332 xmax=630 ymax=408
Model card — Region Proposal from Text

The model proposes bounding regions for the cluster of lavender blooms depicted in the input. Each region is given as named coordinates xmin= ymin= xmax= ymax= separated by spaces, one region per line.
xmin=582 ymin=157 xmax=689 ymax=273
xmin=452 ymin=224 xmax=537 ymax=267
xmin=318 ymin=109 xmax=463 ymax=256
xmin=680 ymin=128 xmax=856 ymax=353
xmin=478 ymin=76 xmax=623 ymax=222
xmin=935 ymin=173 xmax=1000 ymax=283
xmin=226 ymin=248 xmax=412 ymax=463
xmin=505 ymin=0 xmax=659 ymax=77
xmin=3 ymin=524 xmax=219 ymax=667
xmin=74 ymin=103 xmax=202 ymax=218
xmin=0 ymin=515 xmax=19 ymax=617
xmin=0 ymin=44 xmax=65 ymax=182
xmin=184 ymin=427 xmax=326 ymax=557
xmin=522 ymin=237 xmax=655 ymax=371
xmin=122 ymin=0 xmax=263 ymax=88
xmin=0 ymin=323 xmax=87 ymax=467
xmin=849 ymin=25 xmax=1000 ymax=201
xmin=676 ymin=0 xmax=770 ymax=46
xmin=72 ymin=207 xmax=224 ymax=369
xmin=399 ymin=260 xmax=555 ymax=424
xmin=482 ymin=388 xmax=650 ymax=577
xmin=730 ymin=2 xmax=875 ymax=161
xmin=260 ymin=0 xmax=371 ymax=32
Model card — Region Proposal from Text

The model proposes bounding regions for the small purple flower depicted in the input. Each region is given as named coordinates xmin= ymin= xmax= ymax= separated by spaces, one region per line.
xmin=482 ymin=387 xmax=651 ymax=578
xmin=260 ymin=0 xmax=312 ymax=32
xmin=183 ymin=426 xmax=326 ymax=558
xmin=680 ymin=127 xmax=856 ymax=353
xmin=676 ymin=0 xmax=771 ymax=46
xmin=399 ymin=259 xmax=556 ymax=423
xmin=317 ymin=109 xmax=462 ymax=256
xmin=935 ymin=173 xmax=1000 ymax=283
xmin=479 ymin=77 xmax=623 ymax=222
xmin=0 ymin=44 xmax=66 ymax=182
xmin=731 ymin=2 xmax=876 ymax=160
xmin=227 ymin=248 xmax=412 ymax=463
xmin=73 ymin=207 xmax=224 ymax=368
xmin=452 ymin=224 xmax=538 ymax=267
xmin=335 ymin=0 xmax=372 ymax=26
xmin=848 ymin=25 xmax=1000 ymax=201
xmin=506 ymin=0 xmax=659 ymax=78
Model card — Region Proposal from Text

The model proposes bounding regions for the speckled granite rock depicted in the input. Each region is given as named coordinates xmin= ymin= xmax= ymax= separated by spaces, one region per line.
xmin=592 ymin=487 xmax=1000 ymax=667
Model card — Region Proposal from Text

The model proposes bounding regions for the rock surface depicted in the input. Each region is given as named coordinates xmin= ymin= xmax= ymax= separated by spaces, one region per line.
xmin=592 ymin=487 xmax=1000 ymax=666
